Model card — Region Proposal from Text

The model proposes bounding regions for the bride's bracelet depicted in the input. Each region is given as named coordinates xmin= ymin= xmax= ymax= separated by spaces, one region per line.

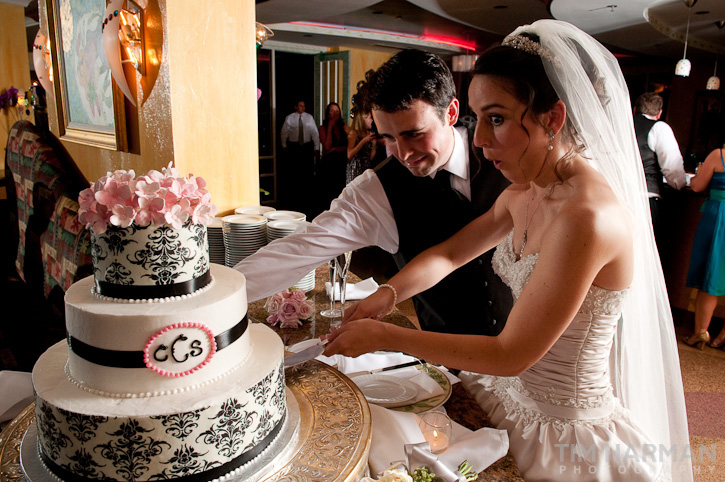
xmin=377 ymin=284 xmax=398 ymax=317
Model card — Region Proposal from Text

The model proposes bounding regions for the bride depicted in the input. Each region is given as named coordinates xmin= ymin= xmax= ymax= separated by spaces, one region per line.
xmin=324 ymin=20 xmax=692 ymax=481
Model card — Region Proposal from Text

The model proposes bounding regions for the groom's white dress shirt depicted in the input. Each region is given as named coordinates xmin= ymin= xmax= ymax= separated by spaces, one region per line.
xmin=236 ymin=127 xmax=470 ymax=301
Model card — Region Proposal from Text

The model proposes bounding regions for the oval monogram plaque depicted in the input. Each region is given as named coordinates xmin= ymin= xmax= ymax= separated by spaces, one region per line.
xmin=144 ymin=322 xmax=217 ymax=377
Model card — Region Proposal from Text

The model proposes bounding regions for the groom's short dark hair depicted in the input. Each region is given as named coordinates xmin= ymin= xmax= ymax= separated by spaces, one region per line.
xmin=367 ymin=49 xmax=455 ymax=121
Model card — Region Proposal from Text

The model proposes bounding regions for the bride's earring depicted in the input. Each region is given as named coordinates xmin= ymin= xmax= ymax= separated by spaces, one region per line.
xmin=547 ymin=130 xmax=555 ymax=151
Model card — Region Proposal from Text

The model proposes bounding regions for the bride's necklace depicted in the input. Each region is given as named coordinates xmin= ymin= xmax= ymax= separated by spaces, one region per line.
xmin=520 ymin=183 xmax=557 ymax=257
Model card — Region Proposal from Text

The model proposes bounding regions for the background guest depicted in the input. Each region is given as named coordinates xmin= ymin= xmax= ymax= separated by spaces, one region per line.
xmin=346 ymin=89 xmax=377 ymax=184
xmin=633 ymin=92 xmax=688 ymax=248
xmin=279 ymin=99 xmax=319 ymax=213
xmin=684 ymin=146 xmax=725 ymax=349
xmin=316 ymin=102 xmax=349 ymax=215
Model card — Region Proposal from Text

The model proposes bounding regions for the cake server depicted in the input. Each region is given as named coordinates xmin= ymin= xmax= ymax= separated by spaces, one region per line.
xmin=284 ymin=339 xmax=327 ymax=367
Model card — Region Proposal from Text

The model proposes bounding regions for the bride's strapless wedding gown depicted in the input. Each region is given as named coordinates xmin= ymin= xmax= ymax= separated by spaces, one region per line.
xmin=460 ymin=231 xmax=665 ymax=481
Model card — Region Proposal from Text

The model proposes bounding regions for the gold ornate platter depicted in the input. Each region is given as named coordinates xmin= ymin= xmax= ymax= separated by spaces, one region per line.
xmin=0 ymin=361 xmax=371 ymax=482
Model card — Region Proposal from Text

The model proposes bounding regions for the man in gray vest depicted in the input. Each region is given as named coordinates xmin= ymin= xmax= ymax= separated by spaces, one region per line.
xmin=633 ymin=93 xmax=688 ymax=246
xmin=236 ymin=50 xmax=512 ymax=335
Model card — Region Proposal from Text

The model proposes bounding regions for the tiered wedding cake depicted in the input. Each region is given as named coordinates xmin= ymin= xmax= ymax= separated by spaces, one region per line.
xmin=30 ymin=165 xmax=287 ymax=481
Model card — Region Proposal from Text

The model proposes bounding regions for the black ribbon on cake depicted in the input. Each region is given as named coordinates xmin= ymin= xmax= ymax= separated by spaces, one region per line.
xmin=95 ymin=269 xmax=213 ymax=299
xmin=67 ymin=314 xmax=249 ymax=368
xmin=38 ymin=412 xmax=286 ymax=482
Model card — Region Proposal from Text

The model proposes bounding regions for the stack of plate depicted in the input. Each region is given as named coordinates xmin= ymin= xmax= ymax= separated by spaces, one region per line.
xmin=266 ymin=219 xmax=311 ymax=243
xmin=264 ymin=210 xmax=306 ymax=223
xmin=266 ymin=219 xmax=315 ymax=292
xmin=222 ymin=214 xmax=268 ymax=267
xmin=235 ymin=205 xmax=276 ymax=216
xmin=207 ymin=217 xmax=225 ymax=265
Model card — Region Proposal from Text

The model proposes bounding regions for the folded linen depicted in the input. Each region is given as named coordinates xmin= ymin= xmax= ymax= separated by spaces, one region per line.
xmin=367 ymin=404 xmax=509 ymax=477
xmin=0 ymin=370 xmax=33 ymax=423
xmin=325 ymin=277 xmax=379 ymax=301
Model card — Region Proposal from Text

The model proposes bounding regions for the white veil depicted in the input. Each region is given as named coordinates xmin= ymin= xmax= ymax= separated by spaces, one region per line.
xmin=504 ymin=20 xmax=692 ymax=480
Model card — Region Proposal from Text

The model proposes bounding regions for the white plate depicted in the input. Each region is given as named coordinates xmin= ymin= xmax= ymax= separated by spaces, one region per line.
xmin=353 ymin=374 xmax=418 ymax=407
xmin=287 ymin=338 xmax=324 ymax=353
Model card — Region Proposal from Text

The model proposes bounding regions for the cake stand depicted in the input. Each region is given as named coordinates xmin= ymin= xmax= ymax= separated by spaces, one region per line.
xmin=0 ymin=361 xmax=371 ymax=482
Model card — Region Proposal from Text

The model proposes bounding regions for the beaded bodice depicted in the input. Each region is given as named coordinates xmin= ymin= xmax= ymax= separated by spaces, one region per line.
xmin=492 ymin=231 xmax=629 ymax=406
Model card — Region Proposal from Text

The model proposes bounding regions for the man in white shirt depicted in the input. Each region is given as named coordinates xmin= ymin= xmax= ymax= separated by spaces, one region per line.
xmin=633 ymin=92 xmax=688 ymax=247
xmin=278 ymin=100 xmax=320 ymax=213
xmin=237 ymin=50 xmax=511 ymax=335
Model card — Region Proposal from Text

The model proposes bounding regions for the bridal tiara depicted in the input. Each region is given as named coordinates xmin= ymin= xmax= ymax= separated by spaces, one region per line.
xmin=502 ymin=34 xmax=554 ymax=62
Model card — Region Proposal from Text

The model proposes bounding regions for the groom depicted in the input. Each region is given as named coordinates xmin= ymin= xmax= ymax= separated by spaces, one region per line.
xmin=235 ymin=49 xmax=511 ymax=335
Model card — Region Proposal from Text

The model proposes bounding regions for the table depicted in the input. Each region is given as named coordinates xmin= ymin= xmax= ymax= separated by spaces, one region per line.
xmin=250 ymin=266 xmax=523 ymax=481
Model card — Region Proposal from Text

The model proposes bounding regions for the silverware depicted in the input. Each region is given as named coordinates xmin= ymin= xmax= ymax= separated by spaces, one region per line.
xmin=347 ymin=359 xmax=426 ymax=378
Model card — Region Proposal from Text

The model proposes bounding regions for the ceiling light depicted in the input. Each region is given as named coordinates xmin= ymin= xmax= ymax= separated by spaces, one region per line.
xmin=675 ymin=0 xmax=697 ymax=77
xmin=707 ymin=59 xmax=720 ymax=90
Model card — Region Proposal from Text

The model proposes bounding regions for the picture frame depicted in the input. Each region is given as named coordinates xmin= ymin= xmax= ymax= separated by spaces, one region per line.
xmin=46 ymin=0 xmax=127 ymax=150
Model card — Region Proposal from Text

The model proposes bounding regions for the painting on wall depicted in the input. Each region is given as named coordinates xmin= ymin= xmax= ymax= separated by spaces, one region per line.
xmin=48 ymin=0 xmax=125 ymax=150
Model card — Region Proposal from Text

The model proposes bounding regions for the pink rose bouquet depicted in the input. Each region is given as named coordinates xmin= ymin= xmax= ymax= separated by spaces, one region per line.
xmin=78 ymin=162 xmax=218 ymax=234
xmin=264 ymin=288 xmax=315 ymax=329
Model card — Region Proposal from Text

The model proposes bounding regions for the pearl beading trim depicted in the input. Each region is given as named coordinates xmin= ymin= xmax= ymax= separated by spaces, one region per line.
xmin=63 ymin=349 xmax=250 ymax=399
xmin=91 ymin=275 xmax=216 ymax=303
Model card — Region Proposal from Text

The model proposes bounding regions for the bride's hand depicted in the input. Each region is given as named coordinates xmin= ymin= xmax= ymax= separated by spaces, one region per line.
xmin=323 ymin=319 xmax=385 ymax=357
xmin=342 ymin=287 xmax=395 ymax=324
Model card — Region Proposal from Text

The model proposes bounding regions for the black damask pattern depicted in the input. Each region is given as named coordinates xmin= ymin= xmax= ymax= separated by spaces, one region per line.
xmin=104 ymin=261 xmax=134 ymax=285
xmin=272 ymin=363 xmax=286 ymax=414
xmin=98 ymin=225 xmax=138 ymax=256
xmin=96 ymin=419 xmax=170 ymax=481
xmin=150 ymin=409 xmax=205 ymax=440
xmin=196 ymin=398 xmax=256 ymax=457
xmin=189 ymin=223 xmax=207 ymax=249
xmin=58 ymin=448 xmax=108 ymax=479
xmin=150 ymin=444 xmax=221 ymax=480
xmin=193 ymin=255 xmax=208 ymax=277
xmin=91 ymin=240 xmax=107 ymax=279
xmin=254 ymin=410 xmax=274 ymax=444
xmin=249 ymin=371 xmax=273 ymax=405
xmin=127 ymin=225 xmax=195 ymax=285
xmin=36 ymin=402 xmax=73 ymax=460
xmin=57 ymin=408 xmax=108 ymax=443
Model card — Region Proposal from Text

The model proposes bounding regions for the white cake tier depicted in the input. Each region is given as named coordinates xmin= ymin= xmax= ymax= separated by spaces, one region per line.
xmin=91 ymin=222 xmax=211 ymax=300
xmin=65 ymin=265 xmax=250 ymax=396
xmin=33 ymin=324 xmax=286 ymax=482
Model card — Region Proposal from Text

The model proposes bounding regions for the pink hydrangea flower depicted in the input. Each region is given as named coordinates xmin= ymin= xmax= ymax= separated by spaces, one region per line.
xmin=110 ymin=204 xmax=136 ymax=228
xmin=77 ymin=163 xmax=218 ymax=232
xmin=135 ymin=197 xmax=165 ymax=226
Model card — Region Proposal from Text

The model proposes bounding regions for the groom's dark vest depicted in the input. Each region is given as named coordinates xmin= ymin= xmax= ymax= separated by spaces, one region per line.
xmin=375 ymin=129 xmax=512 ymax=335
xmin=633 ymin=114 xmax=663 ymax=195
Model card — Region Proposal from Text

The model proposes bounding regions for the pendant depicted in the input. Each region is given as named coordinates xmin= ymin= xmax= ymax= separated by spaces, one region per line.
xmin=520 ymin=230 xmax=527 ymax=256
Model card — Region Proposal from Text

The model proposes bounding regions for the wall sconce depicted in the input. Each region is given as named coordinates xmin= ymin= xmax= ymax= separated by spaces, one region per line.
xmin=451 ymin=55 xmax=478 ymax=73
xmin=707 ymin=59 xmax=720 ymax=90
xmin=102 ymin=0 xmax=145 ymax=106
xmin=675 ymin=0 xmax=697 ymax=77
xmin=32 ymin=29 xmax=53 ymax=98
xmin=256 ymin=22 xmax=274 ymax=47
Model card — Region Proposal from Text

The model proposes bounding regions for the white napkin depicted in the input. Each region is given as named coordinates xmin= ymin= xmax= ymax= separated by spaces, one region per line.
xmin=325 ymin=277 xmax=379 ymax=301
xmin=367 ymin=404 xmax=509 ymax=476
xmin=0 ymin=371 xmax=33 ymax=423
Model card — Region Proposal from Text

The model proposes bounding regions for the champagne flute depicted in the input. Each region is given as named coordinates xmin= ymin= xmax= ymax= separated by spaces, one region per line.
xmin=320 ymin=251 xmax=353 ymax=318
xmin=320 ymin=258 xmax=340 ymax=317
xmin=336 ymin=251 xmax=353 ymax=319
